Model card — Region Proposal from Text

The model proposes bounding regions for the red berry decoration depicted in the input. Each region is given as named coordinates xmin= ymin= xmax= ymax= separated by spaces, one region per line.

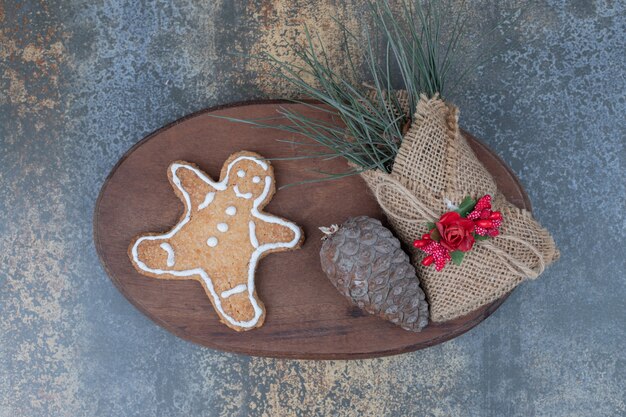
xmin=467 ymin=195 xmax=502 ymax=237
xmin=415 ymin=195 xmax=503 ymax=271
xmin=475 ymin=219 xmax=494 ymax=229
xmin=413 ymin=239 xmax=428 ymax=248
xmin=489 ymin=212 xmax=502 ymax=221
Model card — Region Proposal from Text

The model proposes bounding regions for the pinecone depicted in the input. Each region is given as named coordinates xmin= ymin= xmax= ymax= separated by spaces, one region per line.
xmin=319 ymin=216 xmax=429 ymax=332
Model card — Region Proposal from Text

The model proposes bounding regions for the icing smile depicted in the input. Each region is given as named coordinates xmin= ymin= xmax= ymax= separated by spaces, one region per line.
xmin=233 ymin=176 xmax=270 ymax=200
xmin=233 ymin=184 xmax=253 ymax=199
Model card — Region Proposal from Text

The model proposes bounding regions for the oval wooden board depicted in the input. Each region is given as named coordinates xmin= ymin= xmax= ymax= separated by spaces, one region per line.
xmin=94 ymin=101 xmax=530 ymax=359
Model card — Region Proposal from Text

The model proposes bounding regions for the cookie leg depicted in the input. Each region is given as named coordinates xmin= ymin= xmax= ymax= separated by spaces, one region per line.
xmin=219 ymin=287 xmax=265 ymax=329
xmin=197 ymin=271 xmax=265 ymax=331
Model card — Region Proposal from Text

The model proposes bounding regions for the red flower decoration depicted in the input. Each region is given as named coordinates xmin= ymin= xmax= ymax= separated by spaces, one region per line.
xmin=413 ymin=195 xmax=503 ymax=271
xmin=436 ymin=211 xmax=476 ymax=252
xmin=466 ymin=195 xmax=502 ymax=237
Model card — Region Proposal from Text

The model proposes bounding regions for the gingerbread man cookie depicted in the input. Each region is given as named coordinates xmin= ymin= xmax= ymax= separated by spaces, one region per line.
xmin=128 ymin=151 xmax=304 ymax=331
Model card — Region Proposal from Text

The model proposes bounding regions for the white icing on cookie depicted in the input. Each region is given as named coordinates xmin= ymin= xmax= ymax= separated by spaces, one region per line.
xmin=159 ymin=242 xmax=175 ymax=267
xmin=131 ymin=155 xmax=297 ymax=330
xmin=249 ymin=220 xmax=259 ymax=248
xmin=217 ymin=223 xmax=228 ymax=233
xmin=234 ymin=185 xmax=252 ymax=199
xmin=198 ymin=192 xmax=215 ymax=210
xmin=252 ymin=176 xmax=261 ymax=183
xmin=237 ymin=169 xmax=245 ymax=178
xmin=221 ymin=284 xmax=247 ymax=299
xmin=206 ymin=237 xmax=218 ymax=247
xmin=225 ymin=206 xmax=236 ymax=216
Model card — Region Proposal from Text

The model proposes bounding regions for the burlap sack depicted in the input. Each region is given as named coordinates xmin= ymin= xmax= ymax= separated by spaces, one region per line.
xmin=360 ymin=94 xmax=559 ymax=322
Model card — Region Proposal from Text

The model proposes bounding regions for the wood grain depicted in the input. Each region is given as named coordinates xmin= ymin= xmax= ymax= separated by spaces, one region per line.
xmin=93 ymin=101 xmax=530 ymax=359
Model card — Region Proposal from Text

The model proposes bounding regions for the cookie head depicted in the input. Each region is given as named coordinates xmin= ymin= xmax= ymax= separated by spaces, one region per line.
xmin=227 ymin=157 xmax=272 ymax=201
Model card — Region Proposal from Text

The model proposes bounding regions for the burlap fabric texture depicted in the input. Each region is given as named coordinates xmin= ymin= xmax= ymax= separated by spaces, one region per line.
xmin=360 ymin=94 xmax=559 ymax=322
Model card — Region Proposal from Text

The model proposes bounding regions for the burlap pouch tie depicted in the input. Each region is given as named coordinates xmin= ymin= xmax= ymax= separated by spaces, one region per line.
xmin=360 ymin=94 xmax=559 ymax=322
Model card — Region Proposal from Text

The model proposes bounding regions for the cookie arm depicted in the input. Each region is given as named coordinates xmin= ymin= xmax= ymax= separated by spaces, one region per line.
xmin=170 ymin=162 xmax=223 ymax=211
xmin=250 ymin=217 xmax=302 ymax=249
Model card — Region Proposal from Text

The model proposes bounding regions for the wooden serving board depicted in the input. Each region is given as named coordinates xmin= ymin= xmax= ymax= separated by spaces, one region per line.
xmin=94 ymin=101 xmax=530 ymax=359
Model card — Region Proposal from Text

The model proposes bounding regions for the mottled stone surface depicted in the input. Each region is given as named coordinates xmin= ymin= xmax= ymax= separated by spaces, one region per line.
xmin=1 ymin=1 xmax=624 ymax=416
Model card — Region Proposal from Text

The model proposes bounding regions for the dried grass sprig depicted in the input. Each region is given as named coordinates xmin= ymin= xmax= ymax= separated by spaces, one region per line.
xmin=218 ymin=0 xmax=503 ymax=185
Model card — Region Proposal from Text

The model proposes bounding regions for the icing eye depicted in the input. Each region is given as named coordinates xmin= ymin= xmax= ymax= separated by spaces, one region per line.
xmin=252 ymin=176 xmax=261 ymax=183
xmin=207 ymin=237 xmax=218 ymax=247
xmin=225 ymin=206 xmax=236 ymax=216
xmin=237 ymin=170 xmax=245 ymax=178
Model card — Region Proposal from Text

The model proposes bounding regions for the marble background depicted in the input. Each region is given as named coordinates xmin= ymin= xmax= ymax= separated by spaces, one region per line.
xmin=1 ymin=1 xmax=624 ymax=416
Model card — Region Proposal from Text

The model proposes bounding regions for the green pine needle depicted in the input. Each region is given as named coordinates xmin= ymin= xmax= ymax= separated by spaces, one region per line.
xmin=222 ymin=0 xmax=506 ymax=185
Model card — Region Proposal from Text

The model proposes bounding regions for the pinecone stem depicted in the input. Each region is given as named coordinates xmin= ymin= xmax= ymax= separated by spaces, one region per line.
xmin=319 ymin=224 xmax=339 ymax=240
